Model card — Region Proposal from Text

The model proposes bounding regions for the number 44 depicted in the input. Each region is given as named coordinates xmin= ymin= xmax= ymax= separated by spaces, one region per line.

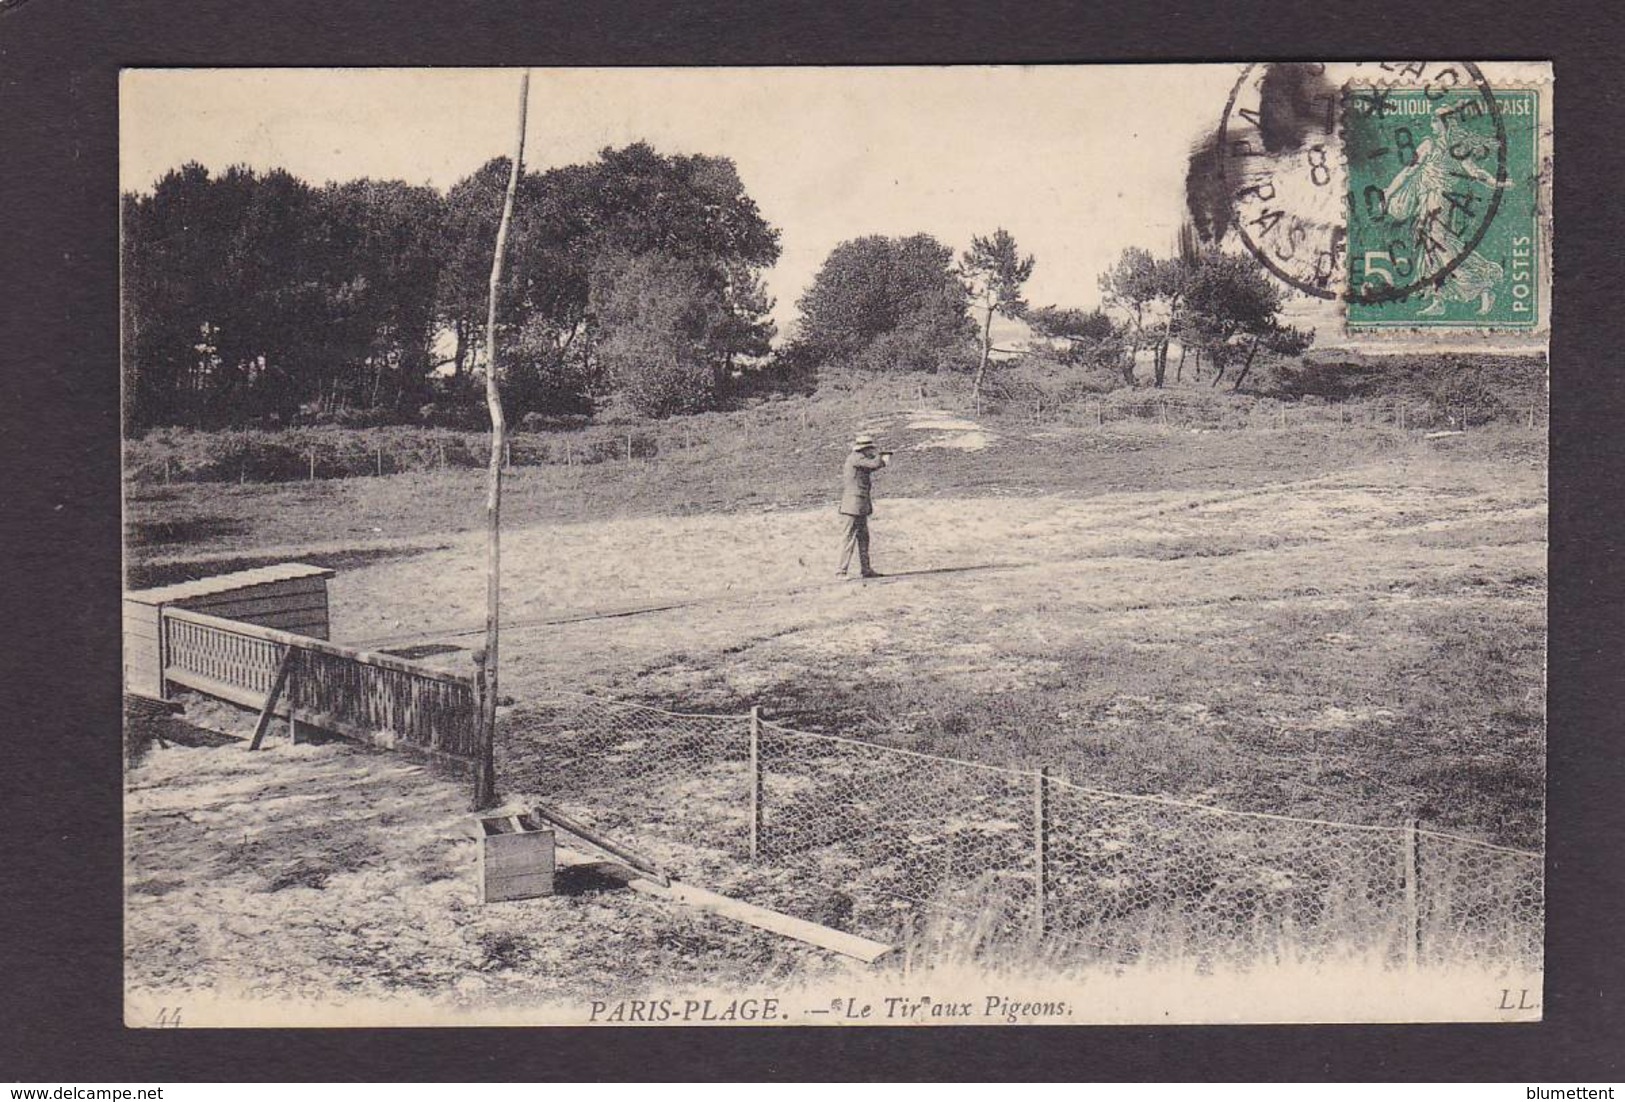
xmin=156 ymin=1006 xmax=183 ymax=1027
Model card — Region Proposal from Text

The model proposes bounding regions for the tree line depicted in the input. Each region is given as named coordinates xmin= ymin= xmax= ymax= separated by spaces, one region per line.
xmin=121 ymin=144 xmax=780 ymax=431
xmin=792 ymin=224 xmax=1311 ymax=395
xmin=123 ymin=144 xmax=1310 ymax=434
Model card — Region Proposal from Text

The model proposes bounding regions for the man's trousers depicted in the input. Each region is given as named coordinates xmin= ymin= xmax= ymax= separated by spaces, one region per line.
xmin=837 ymin=513 xmax=873 ymax=576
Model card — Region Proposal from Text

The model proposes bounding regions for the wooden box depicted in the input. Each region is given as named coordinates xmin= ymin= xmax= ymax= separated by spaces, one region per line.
xmin=478 ymin=812 xmax=555 ymax=903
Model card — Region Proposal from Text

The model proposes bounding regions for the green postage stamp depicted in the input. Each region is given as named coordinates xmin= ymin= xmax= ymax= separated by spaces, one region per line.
xmin=1344 ymin=87 xmax=1542 ymax=331
xmin=1218 ymin=62 xmax=1551 ymax=340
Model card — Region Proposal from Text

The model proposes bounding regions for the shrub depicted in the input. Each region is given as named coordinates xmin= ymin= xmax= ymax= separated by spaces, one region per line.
xmin=853 ymin=325 xmax=978 ymax=375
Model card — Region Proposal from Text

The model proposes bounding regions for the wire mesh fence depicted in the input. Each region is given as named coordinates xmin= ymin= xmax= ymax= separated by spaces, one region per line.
xmin=756 ymin=722 xmax=1038 ymax=937
xmin=1415 ymin=829 xmax=1545 ymax=969
xmin=498 ymin=691 xmax=752 ymax=881
xmin=501 ymin=691 xmax=1542 ymax=972
xmin=1042 ymin=784 xmax=1410 ymax=967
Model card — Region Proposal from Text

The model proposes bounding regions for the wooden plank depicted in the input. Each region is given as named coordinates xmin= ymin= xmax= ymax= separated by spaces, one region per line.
xmin=178 ymin=576 xmax=328 ymax=608
xmin=187 ymin=590 xmax=328 ymax=620
xmin=124 ymin=619 xmax=163 ymax=647
xmin=632 ymin=879 xmax=895 ymax=963
xmin=133 ymin=563 xmax=334 ymax=604
xmin=126 ymin=654 xmax=161 ymax=678
xmin=204 ymin=603 xmax=328 ymax=631
xmin=237 ymin=609 xmax=330 ymax=633
xmin=166 ymin=647 xmax=476 ymax=766
xmin=249 ymin=647 xmax=296 ymax=750
xmin=529 ymin=801 xmax=671 ymax=886
xmin=125 ymin=642 xmax=161 ymax=666
xmin=125 ymin=662 xmax=162 ymax=695
xmin=554 ymin=847 xmax=895 ymax=963
xmin=124 ymin=661 xmax=164 ymax=698
xmin=484 ymin=838 xmax=552 ymax=872
xmin=285 ymin=708 xmax=476 ymax=767
xmin=163 ymin=667 xmax=266 ymax=710
xmin=487 ymin=868 xmax=553 ymax=890
xmin=483 ymin=870 xmax=554 ymax=901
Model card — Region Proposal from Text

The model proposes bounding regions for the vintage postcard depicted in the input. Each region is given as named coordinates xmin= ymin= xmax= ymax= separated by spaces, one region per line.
xmin=121 ymin=63 xmax=1550 ymax=1028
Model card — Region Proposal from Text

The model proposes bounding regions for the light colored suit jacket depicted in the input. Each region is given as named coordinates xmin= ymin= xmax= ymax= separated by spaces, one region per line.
xmin=840 ymin=451 xmax=887 ymax=516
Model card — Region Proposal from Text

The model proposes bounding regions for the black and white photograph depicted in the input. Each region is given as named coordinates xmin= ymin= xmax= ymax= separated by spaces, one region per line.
xmin=118 ymin=63 xmax=1552 ymax=1028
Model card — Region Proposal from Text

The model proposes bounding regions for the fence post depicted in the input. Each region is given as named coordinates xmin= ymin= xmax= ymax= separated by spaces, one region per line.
xmin=749 ymin=706 xmax=764 ymax=861
xmin=164 ymin=457 xmax=172 ymax=484
xmin=1033 ymin=766 xmax=1050 ymax=941
xmin=157 ymin=608 xmax=171 ymax=701
xmin=308 ymin=448 xmax=316 ymax=481
xmin=1401 ymin=817 xmax=1420 ymax=969
xmin=626 ymin=433 xmax=633 ymax=463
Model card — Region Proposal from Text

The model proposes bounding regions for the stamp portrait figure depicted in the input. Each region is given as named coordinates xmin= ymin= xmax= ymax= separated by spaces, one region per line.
xmin=1382 ymin=106 xmax=1511 ymax=316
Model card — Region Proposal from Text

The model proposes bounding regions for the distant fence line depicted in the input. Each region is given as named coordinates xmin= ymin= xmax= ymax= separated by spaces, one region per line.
xmin=124 ymin=392 xmax=1546 ymax=487
xmin=504 ymin=690 xmax=1543 ymax=971
xmin=125 ymin=428 xmax=682 ymax=487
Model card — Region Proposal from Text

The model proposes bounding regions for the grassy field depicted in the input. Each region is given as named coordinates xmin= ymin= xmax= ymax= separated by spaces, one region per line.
xmin=124 ymin=369 xmax=1547 ymax=1016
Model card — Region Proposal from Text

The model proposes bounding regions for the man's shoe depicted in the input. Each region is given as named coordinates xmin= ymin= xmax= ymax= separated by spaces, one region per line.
xmin=860 ymin=571 xmax=884 ymax=579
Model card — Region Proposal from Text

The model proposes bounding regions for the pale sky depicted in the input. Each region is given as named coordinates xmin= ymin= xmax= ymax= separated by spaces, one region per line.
xmin=122 ymin=66 xmax=1246 ymax=337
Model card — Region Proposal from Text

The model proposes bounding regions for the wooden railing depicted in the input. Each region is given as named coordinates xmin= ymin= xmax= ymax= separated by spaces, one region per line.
xmin=162 ymin=606 xmax=478 ymax=764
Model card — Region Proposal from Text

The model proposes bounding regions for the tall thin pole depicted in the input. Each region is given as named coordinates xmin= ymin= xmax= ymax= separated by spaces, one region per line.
xmin=473 ymin=70 xmax=530 ymax=811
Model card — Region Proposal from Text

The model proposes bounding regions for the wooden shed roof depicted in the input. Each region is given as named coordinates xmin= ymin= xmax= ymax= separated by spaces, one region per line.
xmin=125 ymin=562 xmax=335 ymax=605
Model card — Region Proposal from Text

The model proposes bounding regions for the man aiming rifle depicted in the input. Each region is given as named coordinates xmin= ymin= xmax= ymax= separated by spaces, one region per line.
xmin=836 ymin=434 xmax=892 ymax=580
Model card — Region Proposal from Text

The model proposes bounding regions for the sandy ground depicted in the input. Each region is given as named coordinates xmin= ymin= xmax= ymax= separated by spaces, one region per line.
xmin=326 ymin=447 xmax=1544 ymax=716
xmin=124 ymin=732 xmax=859 ymax=1025
xmin=125 ymin=423 xmax=1546 ymax=1022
